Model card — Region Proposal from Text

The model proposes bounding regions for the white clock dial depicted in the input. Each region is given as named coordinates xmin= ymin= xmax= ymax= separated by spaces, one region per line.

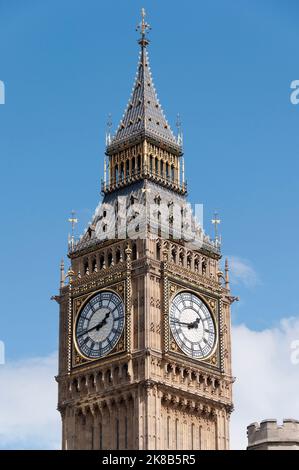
xmin=169 ymin=291 xmax=216 ymax=359
xmin=75 ymin=291 xmax=124 ymax=359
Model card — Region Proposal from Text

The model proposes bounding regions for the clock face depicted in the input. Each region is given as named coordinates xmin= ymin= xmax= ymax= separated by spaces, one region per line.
xmin=75 ymin=291 xmax=124 ymax=359
xmin=169 ymin=291 xmax=216 ymax=359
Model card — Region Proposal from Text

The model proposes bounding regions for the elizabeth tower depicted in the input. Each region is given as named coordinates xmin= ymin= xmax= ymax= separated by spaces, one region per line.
xmin=56 ymin=12 xmax=234 ymax=450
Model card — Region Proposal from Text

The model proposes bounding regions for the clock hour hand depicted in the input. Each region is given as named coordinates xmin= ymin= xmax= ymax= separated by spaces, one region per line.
xmin=77 ymin=312 xmax=111 ymax=337
xmin=170 ymin=319 xmax=193 ymax=327
xmin=170 ymin=318 xmax=201 ymax=329
xmin=188 ymin=317 xmax=201 ymax=329
xmin=95 ymin=311 xmax=110 ymax=331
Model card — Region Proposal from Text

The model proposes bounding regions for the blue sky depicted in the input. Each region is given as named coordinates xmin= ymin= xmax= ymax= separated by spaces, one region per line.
xmin=0 ymin=0 xmax=299 ymax=449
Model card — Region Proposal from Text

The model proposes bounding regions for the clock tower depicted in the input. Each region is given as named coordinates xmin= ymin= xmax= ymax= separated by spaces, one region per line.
xmin=56 ymin=11 xmax=234 ymax=450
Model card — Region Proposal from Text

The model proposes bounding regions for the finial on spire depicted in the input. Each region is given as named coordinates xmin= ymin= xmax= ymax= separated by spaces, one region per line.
xmin=225 ymin=258 xmax=230 ymax=290
xmin=60 ymin=259 xmax=65 ymax=289
xmin=136 ymin=8 xmax=151 ymax=46
xmin=68 ymin=210 xmax=78 ymax=250
xmin=105 ymin=113 xmax=112 ymax=146
xmin=211 ymin=211 xmax=221 ymax=246
xmin=176 ymin=113 xmax=183 ymax=146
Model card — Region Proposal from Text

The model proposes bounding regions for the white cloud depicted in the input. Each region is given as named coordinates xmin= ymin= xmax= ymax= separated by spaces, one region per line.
xmin=231 ymin=317 xmax=299 ymax=449
xmin=0 ymin=352 xmax=60 ymax=450
xmin=228 ymin=256 xmax=259 ymax=288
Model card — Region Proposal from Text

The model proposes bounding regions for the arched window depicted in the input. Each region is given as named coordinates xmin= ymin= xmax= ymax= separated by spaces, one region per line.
xmin=150 ymin=155 xmax=153 ymax=173
xmin=116 ymin=249 xmax=121 ymax=264
xmin=132 ymin=243 xmax=137 ymax=260
xmin=99 ymin=254 xmax=105 ymax=269
xmin=166 ymin=162 xmax=169 ymax=179
xmin=160 ymin=160 xmax=164 ymax=177
xmin=137 ymin=155 xmax=141 ymax=173
xmin=114 ymin=165 xmax=118 ymax=183
xmin=191 ymin=423 xmax=195 ymax=450
xmin=84 ymin=259 xmax=89 ymax=274
xmin=132 ymin=157 xmax=136 ymax=175
xmin=171 ymin=164 xmax=175 ymax=181
xmin=116 ymin=418 xmax=120 ymax=450
xmin=167 ymin=416 xmax=171 ymax=449
xmin=120 ymin=162 xmax=124 ymax=182
xmin=99 ymin=422 xmax=103 ymax=450
xmin=155 ymin=158 xmax=159 ymax=174
xmin=126 ymin=160 xmax=130 ymax=179
xmin=156 ymin=243 xmax=161 ymax=260
xmin=198 ymin=426 xmax=202 ymax=450
xmin=125 ymin=417 xmax=128 ymax=449
xmin=157 ymin=210 xmax=161 ymax=237
xmin=108 ymin=252 xmax=113 ymax=267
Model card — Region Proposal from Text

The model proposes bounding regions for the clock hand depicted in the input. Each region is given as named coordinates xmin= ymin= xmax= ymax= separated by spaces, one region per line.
xmin=77 ymin=312 xmax=111 ymax=337
xmin=113 ymin=316 xmax=124 ymax=321
xmin=95 ymin=311 xmax=110 ymax=331
xmin=170 ymin=319 xmax=193 ymax=327
xmin=188 ymin=318 xmax=201 ymax=329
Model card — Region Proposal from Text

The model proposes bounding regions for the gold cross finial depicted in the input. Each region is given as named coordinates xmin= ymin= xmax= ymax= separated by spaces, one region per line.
xmin=211 ymin=211 xmax=221 ymax=242
xmin=68 ymin=210 xmax=78 ymax=235
xmin=68 ymin=210 xmax=78 ymax=251
xmin=136 ymin=8 xmax=151 ymax=45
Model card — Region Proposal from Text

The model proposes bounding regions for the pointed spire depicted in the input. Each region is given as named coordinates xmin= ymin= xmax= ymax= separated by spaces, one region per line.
xmin=106 ymin=9 xmax=181 ymax=155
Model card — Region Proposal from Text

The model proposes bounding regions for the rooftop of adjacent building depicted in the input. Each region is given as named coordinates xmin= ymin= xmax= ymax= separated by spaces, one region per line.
xmin=247 ymin=419 xmax=299 ymax=449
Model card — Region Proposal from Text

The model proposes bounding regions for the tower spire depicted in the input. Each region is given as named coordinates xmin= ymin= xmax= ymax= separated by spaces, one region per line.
xmin=107 ymin=10 xmax=180 ymax=155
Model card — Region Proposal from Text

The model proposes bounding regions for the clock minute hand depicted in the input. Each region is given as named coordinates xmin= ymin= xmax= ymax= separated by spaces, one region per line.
xmin=77 ymin=323 xmax=101 ymax=338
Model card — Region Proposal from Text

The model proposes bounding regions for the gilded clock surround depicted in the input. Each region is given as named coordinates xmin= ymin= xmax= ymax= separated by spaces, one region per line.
xmin=168 ymin=288 xmax=218 ymax=363
xmin=164 ymin=279 xmax=221 ymax=370
xmin=73 ymin=287 xmax=126 ymax=364
xmin=55 ymin=12 xmax=234 ymax=450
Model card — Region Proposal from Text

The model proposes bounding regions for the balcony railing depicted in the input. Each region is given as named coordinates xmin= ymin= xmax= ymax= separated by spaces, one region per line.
xmin=101 ymin=166 xmax=187 ymax=195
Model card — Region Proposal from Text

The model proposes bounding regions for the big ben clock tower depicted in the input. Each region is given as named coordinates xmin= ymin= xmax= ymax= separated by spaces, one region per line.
xmin=56 ymin=10 xmax=234 ymax=450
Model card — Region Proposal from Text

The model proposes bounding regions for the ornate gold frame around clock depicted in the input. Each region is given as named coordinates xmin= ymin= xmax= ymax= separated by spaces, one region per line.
xmin=71 ymin=280 xmax=127 ymax=368
xmin=164 ymin=278 xmax=222 ymax=370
